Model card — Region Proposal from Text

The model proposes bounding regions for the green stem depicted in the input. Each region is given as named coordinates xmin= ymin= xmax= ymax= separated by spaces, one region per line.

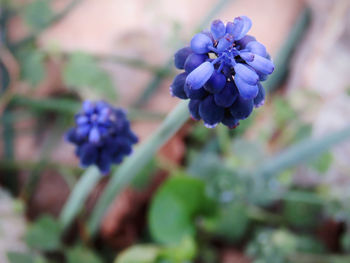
xmin=59 ymin=166 xmax=101 ymax=228
xmin=87 ymin=100 xmax=189 ymax=235
xmin=258 ymin=124 xmax=350 ymax=177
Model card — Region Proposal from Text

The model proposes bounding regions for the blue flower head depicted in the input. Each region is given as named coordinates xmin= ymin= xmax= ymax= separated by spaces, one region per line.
xmin=170 ymin=16 xmax=274 ymax=128
xmin=65 ymin=101 xmax=138 ymax=174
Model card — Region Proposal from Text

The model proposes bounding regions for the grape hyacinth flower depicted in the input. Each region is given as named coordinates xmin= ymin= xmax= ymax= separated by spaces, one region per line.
xmin=65 ymin=101 xmax=138 ymax=174
xmin=170 ymin=16 xmax=274 ymax=128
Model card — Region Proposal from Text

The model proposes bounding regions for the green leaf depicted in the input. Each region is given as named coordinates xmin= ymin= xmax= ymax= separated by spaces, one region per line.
xmin=273 ymin=97 xmax=296 ymax=126
xmin=159 ymin=236 xmax=197 ymax=262
xmin=67 ymin=246 xmax=103 ymax=263
xmin=297 ymin=236 xmax=325 ymax=254
xmin=201 ymin=202 xmax=249 ymax=243
xmin=7 ymin=252 xmax=47 ymax=263
xmin=115 ymin=245 xmax=160 ymax=263
xmin=283 ymin=192 xmax=322 ymax=228
xmin=17 ymin=48 xmax=46 ymax=86
xmin=63 ymin=52 xmax=117 ymax=100
xmin=23 ymin=0 xmax=54 ymax=30
xmin=59 ymin=166 xmax=100 ymax=229
xmin=148 ymin=175 xmax=210 ymax=245
xmin=7 ymin=252 xmax=35 ymax=263
xmin=310 ymin=151 xmax=333 ymax=173
xmin=87 ymin=100 xmax=189 ymax=236
xmin=25 ymin=215 xmax=62 ymax=251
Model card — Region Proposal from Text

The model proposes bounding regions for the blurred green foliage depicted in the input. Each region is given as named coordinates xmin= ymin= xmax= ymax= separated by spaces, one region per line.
xmin=2 ymin=1 xmax=350 ymax=263
xmin=16 ymin=47 xmax=46 ymax=86
xmin=23 ymin=0 xmax=54 ymax=30
xmin=148 ymin=174 xmax=213 ymax=245
xmin=25 ymin=215 xmax=62 ymax=251
xmin=63 ymin=52 xmax=117 ymax=100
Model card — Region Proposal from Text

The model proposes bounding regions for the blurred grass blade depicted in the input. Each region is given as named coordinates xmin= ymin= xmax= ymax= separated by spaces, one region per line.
xmin=264 ymin=7 xmax=311 ymax=92
xmin=259 ymin=125 xmax=350 ymax=176
xmin=59 ymin=166 xmax=100 ymax=228
xmin=87 ymin=100 xmax=189 ymax=236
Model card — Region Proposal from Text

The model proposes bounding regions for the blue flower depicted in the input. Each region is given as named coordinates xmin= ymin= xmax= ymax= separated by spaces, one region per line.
xmin=65 ymin=101 xmax=138 ymax=173
xmin=170 ymin=16 xmax=274 ymax=128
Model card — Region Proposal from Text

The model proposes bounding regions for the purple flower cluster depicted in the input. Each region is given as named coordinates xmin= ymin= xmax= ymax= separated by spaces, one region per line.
xmin=170 ymin=16 xmax=274 ymax=128
xmin=66 ymin=101 xmax=138 ymax=173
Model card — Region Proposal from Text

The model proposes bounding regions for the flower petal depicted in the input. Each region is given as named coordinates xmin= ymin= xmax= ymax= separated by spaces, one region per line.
xmin=170 ymin=73 xmax=188 ymax=99
xmin=246 ymin=41 xmax=267 ymax=57
xmin=184 ymin=86 xmax=207 ymax=100
xmin=214 ymin=81 xmax=238 ymax=107
xmin=222 ymin=111 xmax=240 ymax=128
xmin=216 ymin=34 xmax=234 ymax=52
xmin=204 ymin=71 xmax=226 ymax=93
xmin=228 ymin=16 xmax=252 ymax=40
xmin=79 ymin=143 xmax=98 ymax=167
xmin=239 ymin=52 xmax=254 ymax=62
xmin=234 ymin=63 xmax=259 ymax=85
xmin=229 ymin=96 xmax=254 ymax=120
xmin=190 ymin=33 xmax=213 ymax=54
xmin=235 ymin=35 xmax=256 ymax=48
xmin=247 ymin=54 xmax=274 ymax=75
xmin=254 ymin=82 xmax=266 ymax=108
xmin=211 ymin=19 xmax=226 ymax=40
xmin=234 ymin=75 xmax=258 ymax=100
xmin=185 ymin=61 xmax=214 ymax=90
xmin=184 ymin=53 xmax=208 ymax=73
xmin=199 ymin=95 xmax=224 ymax=126
xmin=174 ymin=47 xmax=193 ymax=69
xmin=89 ymin=126 xmax=101 ymax=144
xmin=189 ymin=99 xmax=201 ymax=120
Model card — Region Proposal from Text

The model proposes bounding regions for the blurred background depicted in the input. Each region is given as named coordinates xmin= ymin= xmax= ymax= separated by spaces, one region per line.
xmin=1 ymin=0 xmax=350 ymax=262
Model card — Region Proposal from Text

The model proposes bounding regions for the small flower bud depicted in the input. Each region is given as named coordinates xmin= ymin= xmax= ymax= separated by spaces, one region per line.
xmin=247 ymin=54 xmax=275 ymax=75
xmin=230 ymin=96 xmax=254 ymax=120
xmin=231 ymin=16 xmax=252 ymax=40
xmin=234 ymin=75 xmax=259 ymax=100
xmin=214 ymin=82 xmax=238 ymax=107
xmin=190 ymin=33 xmax=213 ymax=54
xmin=204 ymin=71 xmax=226 ymax=93
xmin=184 ymin=53 xmax=208 ymax=73
xmin=216 ymin=34 xmax=234 ymax=52
xmin=246 ymin=41 xmax=267 ymax=57
xmin=174 ymin=47 xmax=193 ymax=69
xmin=211 ymin=19 xmax=226 ymax=40
xmin=222 ymin=111 xmax=240 ymax=128
xmin=185 ymin=61 xmax=214 ymax=90
xmin=189 ymin=99 xmax=201 ymax=120
xmin=170 ymin=73 xmax=188 ymax=99
xmin=199 ymin=95 xmax=224 ymax=127
xmin=254 ymin=83 xmax=266 ymax=108
xmin=234 ymin=63 xmax=259 ymax=85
